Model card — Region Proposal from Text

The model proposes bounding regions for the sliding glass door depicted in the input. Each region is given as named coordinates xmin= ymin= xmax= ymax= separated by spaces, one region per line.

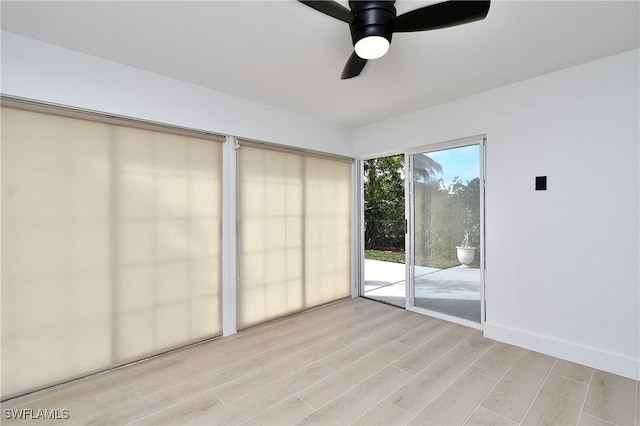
xmin=408 ymin=140 xmax=484 ymax=325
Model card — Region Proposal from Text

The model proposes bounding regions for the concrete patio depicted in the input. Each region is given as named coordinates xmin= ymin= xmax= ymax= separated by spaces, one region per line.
xmin=363 ymin=259 xmax=481 ymax=322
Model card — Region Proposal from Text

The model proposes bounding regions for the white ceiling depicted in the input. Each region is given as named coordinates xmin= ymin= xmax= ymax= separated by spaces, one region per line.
xmin=1 ymin=1 xmax=638 ymax=127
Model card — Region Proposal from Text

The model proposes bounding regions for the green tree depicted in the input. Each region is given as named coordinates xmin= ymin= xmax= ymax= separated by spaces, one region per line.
xmin=364 ymin=155 xmax=442 ymax=251
xmin=414 ymin=154 xmax=443 ymax=182
xmin=364 ymin=155 xmax=405 ymax=250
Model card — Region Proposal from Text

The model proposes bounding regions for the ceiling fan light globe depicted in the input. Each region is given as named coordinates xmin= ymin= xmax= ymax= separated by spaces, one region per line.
xmin=354 ymin=36 xmax=389 ymax=60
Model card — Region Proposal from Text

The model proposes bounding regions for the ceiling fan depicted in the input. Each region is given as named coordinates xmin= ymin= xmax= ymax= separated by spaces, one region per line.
xmin=298 ymin=0 xmax=490 ymax=79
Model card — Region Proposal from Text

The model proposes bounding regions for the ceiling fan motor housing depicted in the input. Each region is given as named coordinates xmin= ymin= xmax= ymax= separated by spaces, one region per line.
xmin=348 ymin=1 xmax=397 ymax=46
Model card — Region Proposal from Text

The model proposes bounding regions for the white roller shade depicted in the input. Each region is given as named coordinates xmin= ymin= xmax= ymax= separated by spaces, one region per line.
xmin=2 ymin=107 xmax=113 ymax=398
xmin=304 ymin=156 xmax=352 ymax=306
xmin=112 ymin=126 xmax=223 ymax=362
xmin=1 ymin=105 xmax=223 ymax=398
xmin=236 ymin=142 xmax=351 ymax=329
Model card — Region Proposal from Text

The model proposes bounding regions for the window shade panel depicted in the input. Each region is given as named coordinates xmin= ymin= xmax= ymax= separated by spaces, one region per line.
xmin=1 ymin=106 xmax=222 ymax=398
xmin=237 ymin=147 xmax=305 ymax=329
xmin=304 ymin=157 xmax=352 ymax=306
xmin=1 ymin=108 xmax=113 ymax=397
xmin=112 ymin=127 xmax=223 ymax=362
xmin=237 ymin=144 xmax=351 ymax=330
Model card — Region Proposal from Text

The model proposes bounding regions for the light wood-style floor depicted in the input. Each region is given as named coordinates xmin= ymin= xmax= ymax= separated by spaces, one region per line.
xmin=2 ymin=297 xmax=638 ymax=425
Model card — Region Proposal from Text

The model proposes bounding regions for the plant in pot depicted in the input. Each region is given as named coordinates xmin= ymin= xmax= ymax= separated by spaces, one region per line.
xmin=456 ymin=230 xmax=475 ymax=267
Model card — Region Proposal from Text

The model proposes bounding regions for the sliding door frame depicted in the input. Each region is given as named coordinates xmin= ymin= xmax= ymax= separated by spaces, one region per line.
xmin=358 ymin=135 xmax=487 ymax=330
xmin=405 ymin=135 xmax=486 ymax=329
xmin=354 ymin=159 xmax=365 ymax=298
xmin=358 ymin=152 xmax=408 ymax=307
xmin=405 ymin=152 xmax=414 ymax=309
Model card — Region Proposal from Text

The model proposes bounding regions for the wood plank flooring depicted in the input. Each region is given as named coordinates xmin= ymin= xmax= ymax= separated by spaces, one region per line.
xmin=1 ymin=297 xmax=638 ymax=425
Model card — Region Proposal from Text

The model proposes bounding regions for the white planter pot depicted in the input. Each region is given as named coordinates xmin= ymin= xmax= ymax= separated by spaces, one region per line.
xmin=456 ymin=246 xmax=476 ymax=267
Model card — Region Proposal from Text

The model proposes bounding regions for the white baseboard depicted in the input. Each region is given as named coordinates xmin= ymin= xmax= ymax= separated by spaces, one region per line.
xmin=484 ymin=322 xmax=640 ymax=381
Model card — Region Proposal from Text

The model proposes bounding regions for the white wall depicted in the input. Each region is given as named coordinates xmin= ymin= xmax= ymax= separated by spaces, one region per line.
xmin=354 ymin=49 xmax=640 ymax=380
xmin=0 ymin=31 xmax=352 ymax=156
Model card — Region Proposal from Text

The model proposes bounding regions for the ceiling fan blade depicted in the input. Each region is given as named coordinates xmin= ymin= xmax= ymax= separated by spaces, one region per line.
xmin=298 ymin=1 xmax=353 ymax=24
xmin=341 ymin=51 xmax=367 ymax=79
xmin=394 ymin=1 xmax=490 ymax=33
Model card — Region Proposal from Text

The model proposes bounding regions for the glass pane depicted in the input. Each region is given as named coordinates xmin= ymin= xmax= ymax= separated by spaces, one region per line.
xmin=412 ymin=145 xmax=481 ymax=323
xmin=363 ymin=155 xmax=406 ymax=308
